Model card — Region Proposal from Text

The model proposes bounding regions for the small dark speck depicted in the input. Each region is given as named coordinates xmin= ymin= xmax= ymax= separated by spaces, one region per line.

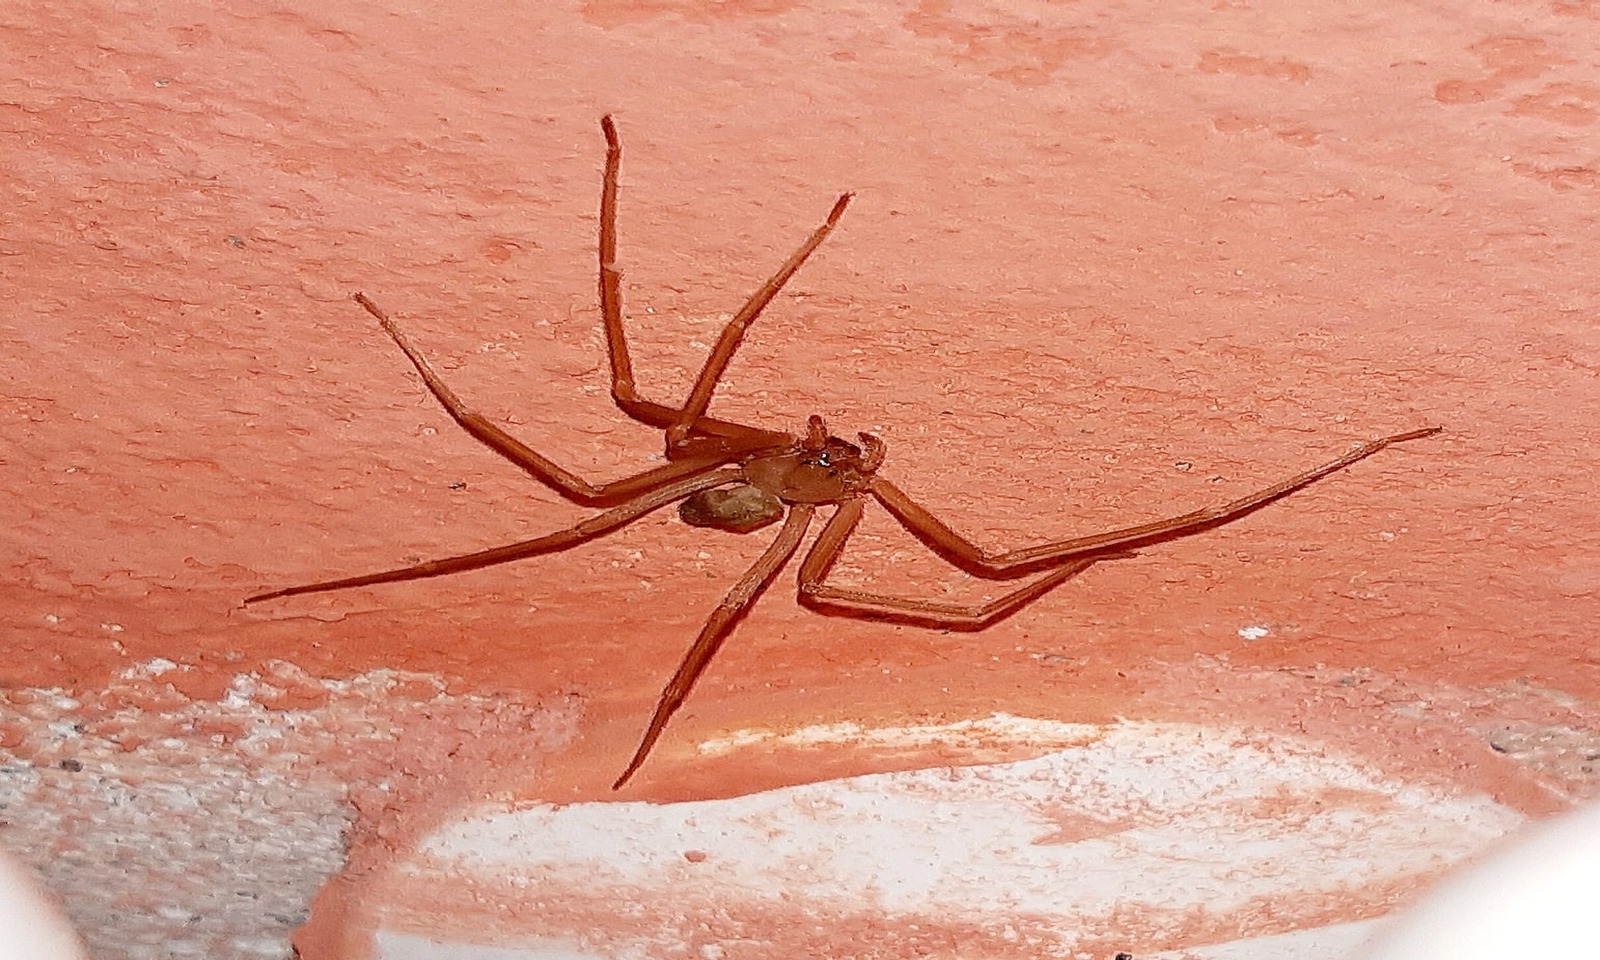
xmin=59 ymin=758 xmax=83 ymax=772
xmin=448 ymin=481 xmax=467 ymax=490
xmin=1489 ymin=741 xmax=1510 ymax=754
xmin=226 ymin=236 xmax=246 ymax=249
xmin=1116 ymin=953 xmax=1135 ymax=960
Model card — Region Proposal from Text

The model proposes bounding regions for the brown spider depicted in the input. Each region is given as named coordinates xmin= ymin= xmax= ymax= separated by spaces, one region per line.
xmin=246 ymin=116 xmax=1441 ymax=789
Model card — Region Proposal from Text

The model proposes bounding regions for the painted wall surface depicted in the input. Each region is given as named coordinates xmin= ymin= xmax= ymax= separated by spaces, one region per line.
xmin=3 ymin=0 xmax=1598 ymax=957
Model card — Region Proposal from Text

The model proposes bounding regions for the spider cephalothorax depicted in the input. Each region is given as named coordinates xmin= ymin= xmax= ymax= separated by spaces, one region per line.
xmin=247 ymin=116 xmax=1440 ymax=789
xmin=745 ymin=418 xmax=884 ymax=502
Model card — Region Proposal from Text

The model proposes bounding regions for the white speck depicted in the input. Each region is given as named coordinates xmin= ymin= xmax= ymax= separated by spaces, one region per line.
xmin=43 ymin=614 xmax=60 ymax=624
xmin=1238 ymin=625 xmax=1270 ymax=641
xmin=100 ymin=623 xmax=124 ymax=633
xmin=1378 ymin=531 xmax=1396 ymax=541
xmin=147 ymin=658 xmax=179 ymax=675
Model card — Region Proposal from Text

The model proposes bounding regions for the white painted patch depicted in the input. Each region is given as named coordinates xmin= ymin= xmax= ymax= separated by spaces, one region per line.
xmin=696 ymin=711 xmax=1099 ymax=754
xmin=1237 ymin=626 xmax=1270 ymax=641
xmin=376 ymin=933 xmax=600 ymax=960
xmin=381 ymin=719 xmax=1520 ymax=959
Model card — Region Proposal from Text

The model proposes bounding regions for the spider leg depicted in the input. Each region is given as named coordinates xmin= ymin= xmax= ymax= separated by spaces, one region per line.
xmin=597 ymin=115 xmax=634 ymax=415
xmin=869 ymin=426 xmax=1443 ymax=577
xmin=612 ymin=503 xmax=816 ymax=789
xmin=246 ymin=467 xmax=746 ymax=604
xmin=354 ymin=292 xmax=764 ymax=505
xmin=596 ymin=116 xmax=793 ymax=445
xmin=664 ymin=193 xmax=853 ymax=448
xmin=794 ymin=499 xmax=1130 ymax=630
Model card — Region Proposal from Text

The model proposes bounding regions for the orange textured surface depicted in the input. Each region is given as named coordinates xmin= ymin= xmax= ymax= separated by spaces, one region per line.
xmin=4 ymin=0 xmax=1600 ymax=953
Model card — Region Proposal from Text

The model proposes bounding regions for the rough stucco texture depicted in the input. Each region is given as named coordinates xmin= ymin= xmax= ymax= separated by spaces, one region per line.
xmin=3 ymin=0 xmax=1600 ymax=955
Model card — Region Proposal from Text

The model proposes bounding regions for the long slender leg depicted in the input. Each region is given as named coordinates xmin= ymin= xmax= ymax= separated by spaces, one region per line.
xmin=354 ymin=292 xmax=760 ymax=505
xmin=246 ymin=468 xmax=746 ymax=604
xmin=597 ymin=114 xmax=634 ymax=414
xmin=871 ymin=427 xmax=1442 ymax=577
xmin=612 ymin=503 xmax=816 ymax=789
xmin=595 ymin=117 xmax=793 ymax=446
xmin=795 ymin=499 xmax=1127 ymax=630
xmin=664 ymin=193 xmax=853 ymax=448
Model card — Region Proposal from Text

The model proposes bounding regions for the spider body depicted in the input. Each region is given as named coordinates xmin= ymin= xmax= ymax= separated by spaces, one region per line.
xmin=247 ymin=116 xmax=1441 ymax=790
xmin=671 ymin=417 xmax=880 ymax=532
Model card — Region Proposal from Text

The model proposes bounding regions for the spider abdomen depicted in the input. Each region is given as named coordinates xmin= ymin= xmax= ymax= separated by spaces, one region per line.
xmin=678 ymin=484 xmax=785 ymax=533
